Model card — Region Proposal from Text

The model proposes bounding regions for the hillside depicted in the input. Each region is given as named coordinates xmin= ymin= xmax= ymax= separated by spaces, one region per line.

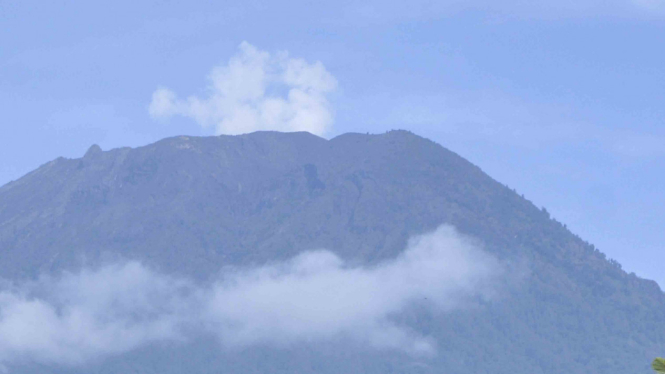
xmin=0 ymin=130 xmax=662 ymax=374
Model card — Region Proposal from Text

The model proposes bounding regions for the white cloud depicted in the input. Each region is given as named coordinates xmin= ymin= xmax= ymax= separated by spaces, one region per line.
xmin=204 ymin=225 xmax=501 ymax=354
xmin=0 ymin=225 xmax=504 ymax=368
xmin=149 ymin=42 xmax=337 ymax=136
xmin=0 ymin=263 xmax=192 ymax=367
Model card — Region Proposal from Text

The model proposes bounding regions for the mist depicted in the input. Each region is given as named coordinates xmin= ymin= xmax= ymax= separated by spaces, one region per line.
xmin=0 ymin=225 xmax=505 ymax=367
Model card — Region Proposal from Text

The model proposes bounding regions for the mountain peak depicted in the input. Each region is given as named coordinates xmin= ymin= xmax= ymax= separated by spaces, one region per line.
xmin=83 ymin=144 xmax=103 ymax=158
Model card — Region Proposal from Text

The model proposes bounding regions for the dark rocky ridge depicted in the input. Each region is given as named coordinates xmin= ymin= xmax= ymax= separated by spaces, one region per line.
xmin=0 ymin=130 xmax=662 ymax=374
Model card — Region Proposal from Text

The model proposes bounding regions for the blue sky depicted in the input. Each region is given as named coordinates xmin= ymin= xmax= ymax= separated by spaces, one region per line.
xmin=1 ymin=1 xmax=663 ymax=285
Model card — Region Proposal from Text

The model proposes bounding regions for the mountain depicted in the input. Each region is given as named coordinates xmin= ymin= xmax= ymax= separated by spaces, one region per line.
xmin=0 ymin=130 xmax=662 ymax=374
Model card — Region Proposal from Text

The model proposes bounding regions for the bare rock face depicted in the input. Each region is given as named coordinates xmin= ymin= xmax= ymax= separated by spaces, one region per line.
xmin=0 ymin=130 xmax=663 ymax=374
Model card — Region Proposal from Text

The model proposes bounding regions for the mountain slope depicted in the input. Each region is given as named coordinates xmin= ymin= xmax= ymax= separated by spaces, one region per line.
xmin=0 ymin=130 xmax=662 ymax=374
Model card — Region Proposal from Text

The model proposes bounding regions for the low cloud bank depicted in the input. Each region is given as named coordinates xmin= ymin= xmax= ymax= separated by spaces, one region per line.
xmin=149 ymin=42 xmax=337 ymax=136
xmin=0 ymin=225 xmax=504 ymax=367
xmin=0 ymin=263 xmax=191 ymax=366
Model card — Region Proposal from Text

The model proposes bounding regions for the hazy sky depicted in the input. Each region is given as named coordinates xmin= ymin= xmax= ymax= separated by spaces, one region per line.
xmin=1 ymin=1 xmax=663 ymax=285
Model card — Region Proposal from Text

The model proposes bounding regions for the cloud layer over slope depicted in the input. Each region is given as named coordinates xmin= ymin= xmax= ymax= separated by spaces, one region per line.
xmin=0 ymin=225 xmax=504 ymax=368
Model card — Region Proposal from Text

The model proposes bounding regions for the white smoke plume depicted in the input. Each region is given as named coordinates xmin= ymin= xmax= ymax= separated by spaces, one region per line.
xmin=0 ymin=225 xmax=505 ymax=368
xmin=149 ymin=42 xmax=337 ymax=136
